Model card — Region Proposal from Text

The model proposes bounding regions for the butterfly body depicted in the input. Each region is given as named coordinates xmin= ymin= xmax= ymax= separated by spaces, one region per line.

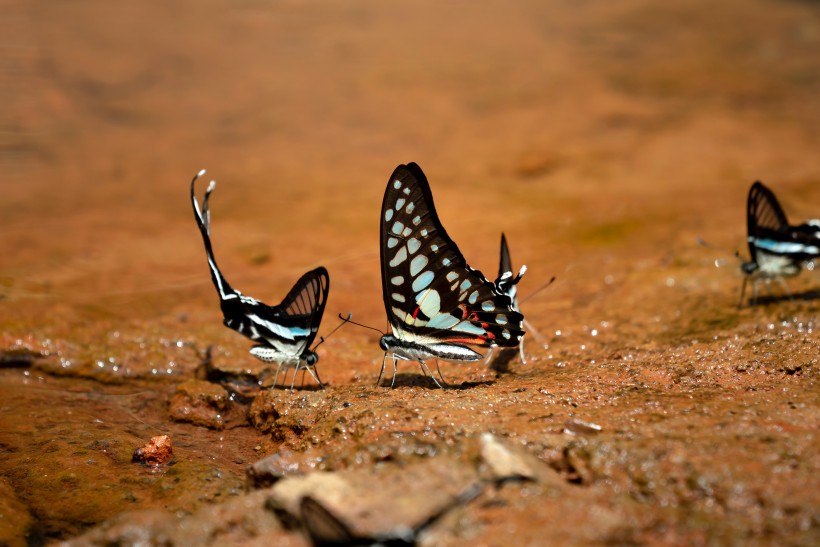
xmin=741 ymin=181 xmax=820 ymax=305
xmin=190 ymin=170 xmax=329 ymax=389
xmin=379 ymin=334 xmax=483 ymax=363
xmin=378 ymin=162 xmax=524 ymax=387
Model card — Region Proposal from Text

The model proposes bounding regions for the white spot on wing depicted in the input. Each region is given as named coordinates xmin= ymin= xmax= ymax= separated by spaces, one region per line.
xmin=385 ymin=209 xmax=394 ymax=221
xmin=390 ymin=246 xmax=408 ymax=267
xmin=412 ymin=271 xmax=434 ymax=292
xmin=410 ymin=254 xmax=429 ymax=276
xmin=417 ymin=289 xmax=441 ymax=318
xmin=407 ymin=238 xmax=421 ymax=254
xmin=426 ymin=313 xmax=460 ymax=330
xmin=391 ymin=275 xmax=405 ymax=286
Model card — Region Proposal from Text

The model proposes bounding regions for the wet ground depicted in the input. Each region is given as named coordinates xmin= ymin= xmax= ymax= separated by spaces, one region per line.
xmin=2 ymin=0 xmax=819 ymax=544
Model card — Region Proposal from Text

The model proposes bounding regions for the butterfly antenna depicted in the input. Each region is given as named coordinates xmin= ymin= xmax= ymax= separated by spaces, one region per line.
xmin=336 ymin=313 xmax=385 ymax=336
xmin=311 ymin=312 xmax=354 ymax=351
xmin=520 ymin=275 xmax=557 ymax=305
xmin=698 ymin=236 xmax=744 ymax=266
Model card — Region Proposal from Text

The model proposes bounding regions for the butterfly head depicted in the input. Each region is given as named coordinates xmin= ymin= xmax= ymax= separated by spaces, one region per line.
xmin=379 ymin=334 xmax=396 ymax=352
xmin=740 ymin=260 xmax=758 ymax=276
xmin=304 ymin=351 xmax=319 ymax=366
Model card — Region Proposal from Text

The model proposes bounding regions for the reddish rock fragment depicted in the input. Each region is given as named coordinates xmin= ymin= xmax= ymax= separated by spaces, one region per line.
xmin=132 ymin=435 xmax=173 ymax=466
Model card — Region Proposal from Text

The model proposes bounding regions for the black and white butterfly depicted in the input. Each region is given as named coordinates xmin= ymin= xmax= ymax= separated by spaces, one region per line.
xmin=377 ymin=162 xmax=525 ymax=387
xmin=485 ymin=233 xmax=529 ymax=364
xmin=190 ymin=169 xmax=330 ymax=390
xmin=740 ymin=180 xmax=820 ymax=306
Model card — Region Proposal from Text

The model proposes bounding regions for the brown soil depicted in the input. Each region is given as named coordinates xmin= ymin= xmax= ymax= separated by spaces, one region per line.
xmin=1 ymin=0 xmax=818 ymax=544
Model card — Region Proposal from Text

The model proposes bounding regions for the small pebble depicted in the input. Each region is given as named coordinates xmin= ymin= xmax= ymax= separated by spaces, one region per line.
xmin=132 ymin=435 xmax=174 ymax=466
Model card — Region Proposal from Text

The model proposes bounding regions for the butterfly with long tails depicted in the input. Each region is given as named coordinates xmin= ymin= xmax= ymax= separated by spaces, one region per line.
xmin=377 ymin=162 xmax=525 ymax=388
xmin=190 ymin=169 xmax=330 ymax=390
xmin=740 ymin=181 xmax=820 ymax=306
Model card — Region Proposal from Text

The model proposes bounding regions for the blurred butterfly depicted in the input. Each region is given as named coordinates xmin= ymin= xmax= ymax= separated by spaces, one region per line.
xmin=377 ymin=162 xmax=524 ymax=387
xmin=740 ymin=180 xmax=819 ymax=306
xmin=190 ymin=169 xmax=330 ymax=390
xmin=485 ymin=233 xmax=528 ymax=364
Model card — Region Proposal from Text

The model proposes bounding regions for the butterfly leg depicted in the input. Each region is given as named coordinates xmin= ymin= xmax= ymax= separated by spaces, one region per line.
xmin=273 ymin=363 xmax=284 ymax=389
xmin=776 ymin=276 xmax=794 ymax=301
xmin=738 ymin=276 xmax=749 ymax=308
xmin=390 ymin=355 xmax=399 ymax=388
xmin=483 ymin=347 xmax=495 ymax=365
xmin=519 ymin=335 xmax=527 ymax=364
xmin=306 ymin=365 xmax=325 ymax=389
xmin=377 ymin=353 xmax=388 ymax=386
xmin=433 ymin=359 xmax=448 ymax=387
xmin=417 ymin=359 xmax=444 ymax=389
xmin=522 ymin=317 xmax=546 ymax=362
xmin=750 ymin=279 xmax=760 ymax=307
xmin=288 ymin=365 xmax=299 ymax=392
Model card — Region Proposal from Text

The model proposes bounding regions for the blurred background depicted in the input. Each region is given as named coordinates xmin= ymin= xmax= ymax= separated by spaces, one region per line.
xmin=2 ymin=0 xmax=820 ymax=366
xmin=2 ymin=1 xmax=820 ymax=541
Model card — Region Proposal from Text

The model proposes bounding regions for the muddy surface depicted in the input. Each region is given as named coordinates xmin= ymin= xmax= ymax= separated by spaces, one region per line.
xmin=2 ymin=0 xmax=819 ymax=544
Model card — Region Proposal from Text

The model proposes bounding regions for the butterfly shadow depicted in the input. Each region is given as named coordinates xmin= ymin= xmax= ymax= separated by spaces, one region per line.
xmin=747 ymin=287 xmax=820 ymax=307
xmin=487 ymin=348 xmax=518 ymax=375
xmin=386 ymin=372 xmax=494 ymax=390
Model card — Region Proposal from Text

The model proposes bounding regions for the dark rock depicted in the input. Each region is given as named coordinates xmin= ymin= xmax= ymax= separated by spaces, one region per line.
xmin=0 ymin=348 xmax=44 ymax=368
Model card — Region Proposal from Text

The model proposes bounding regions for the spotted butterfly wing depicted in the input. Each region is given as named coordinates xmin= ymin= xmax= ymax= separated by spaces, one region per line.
xmin=190 ymin=170 xmax=330 ymax=375
xmin=379 ymin=163 xmax=524 ymax=363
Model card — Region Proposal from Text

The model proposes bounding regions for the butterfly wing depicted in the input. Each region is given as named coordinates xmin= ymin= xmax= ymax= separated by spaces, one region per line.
xmin=275 ymin=266 xmax=330 ymax=355
xmin=191 ymin=170 xmax=329 ymax=357
xmin=495 ymin=232 xmax=525 ymax=310
xmin=499 ymin=232 xmax=512 ymax=279
xmin=747 ymin=181 xmax=791 ymax=260
xmin=748 ymin=181 xmax=820 ymax=264
xmin=191 ymin=170 xmax=239 ymax=302
xmin=380 ymin=163 xmax=523 ymax=348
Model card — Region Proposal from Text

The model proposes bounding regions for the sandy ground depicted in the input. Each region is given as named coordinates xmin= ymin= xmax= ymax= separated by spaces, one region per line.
xmin=1 ymin=0 xmax=818 ymax=544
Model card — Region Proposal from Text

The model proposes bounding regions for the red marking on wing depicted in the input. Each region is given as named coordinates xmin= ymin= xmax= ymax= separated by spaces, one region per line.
xmin=441 ymin=337 xmax=485 ymax=344
xmin=412 ymin=306 xmax=421 ymax=319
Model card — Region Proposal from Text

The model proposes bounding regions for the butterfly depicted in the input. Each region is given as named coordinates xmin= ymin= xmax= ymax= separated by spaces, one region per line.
xmin=740 ymin=180 xmax=820 ymax=306
xmin=485 ymin=233 xmax=528 ymax=364
xmin=377 ymin=162 xmax=525 ymax=388
xmin=190 ymin=169 xmax=330 ymax=390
